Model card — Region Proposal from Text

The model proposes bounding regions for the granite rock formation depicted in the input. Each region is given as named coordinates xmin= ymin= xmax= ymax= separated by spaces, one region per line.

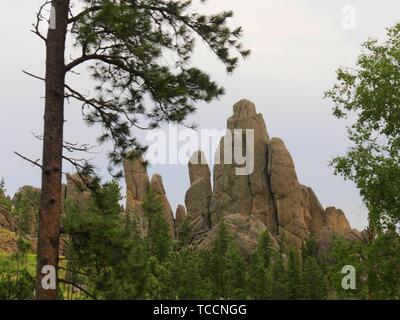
xmin=184 ymin=99 xmax=358 ymax=255
xmin=150 ymin=174 xmax=175 ymax=238
xmin=184 ymin=151 xmax=212 ymax=245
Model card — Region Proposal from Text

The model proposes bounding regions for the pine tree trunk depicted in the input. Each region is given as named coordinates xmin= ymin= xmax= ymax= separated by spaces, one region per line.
xmin=36 ymin=0 xmax=70 ymax=300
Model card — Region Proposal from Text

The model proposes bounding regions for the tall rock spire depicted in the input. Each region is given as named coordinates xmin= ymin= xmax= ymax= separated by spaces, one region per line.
xmin=150 ymin=174 xmax=175 ymax=239
xmin=210 ymin=99 xmax=278 ymax=235
xmin=185 ymin=99 xmax=358 ymax=255
xmin=184 ymin=151 xmax=212 ymax=245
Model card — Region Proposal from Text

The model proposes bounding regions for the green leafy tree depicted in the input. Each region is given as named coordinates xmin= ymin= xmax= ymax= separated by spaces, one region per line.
xmin=30 ymin=0 xmax=249 ymax=299
xmin=325 ymin=23 xmax=400 ymax=230
xmin=327 ymin=237 xmax=366 ymax=299
xmin=365 ymin=228 xmax=400 ymax=299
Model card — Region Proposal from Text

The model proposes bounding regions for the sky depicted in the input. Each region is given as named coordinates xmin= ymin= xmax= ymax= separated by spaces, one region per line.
xmin=1 ymin=0 xmax=400 ymax=230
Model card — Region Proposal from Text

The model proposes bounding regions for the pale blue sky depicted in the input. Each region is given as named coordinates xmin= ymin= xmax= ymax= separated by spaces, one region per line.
xmin=1 ymin=1 xmax=400 ymax=230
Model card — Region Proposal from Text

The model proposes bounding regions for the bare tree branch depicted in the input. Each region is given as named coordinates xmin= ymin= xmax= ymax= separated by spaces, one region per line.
xmin=31 ymin=1 xmax=51 ymax=42
xmin=22 ymin=70 xmax=45 ymax=82
xmin=14 ymin=152 xmax=43 ymax=169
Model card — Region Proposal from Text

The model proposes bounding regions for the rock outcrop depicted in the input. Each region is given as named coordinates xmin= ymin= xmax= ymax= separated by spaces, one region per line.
xmin=123 ymin=154 xmax=151 ymax=237
xmin=123 ymin=154 xmax=176 ymax=239
xmin=184 ymin=151 xmax=212 ymax=245
xmin=184 ymin=99 xmax=358 ymax=255
xmin=0 ymin=205 xmax=15 ymax=231
xmin=175 ymin=204 xmax=187 ymax=227
xmin=13 ymin=186 xmax=41 ymax=235
xmin=210 ymin=100 xmax=278 ymax=235
xmin=65 ymin=174 xmax=92 ymax=212
xmin=123 ymin=154 xmax=150 ymax=213
xmin=150 ymin=174 xmax=175 ymax=238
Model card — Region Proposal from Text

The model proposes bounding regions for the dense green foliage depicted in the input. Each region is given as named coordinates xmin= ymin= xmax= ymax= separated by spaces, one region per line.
xmin=325 ymin=23 xmax=400 ymax=229
xmin=0 ymin=252 xmax=35 ymax=300
xmin=0 ymin=179 xmax=399 ymax=300
xmin=59 ymin=181 xmax=399 ymax=300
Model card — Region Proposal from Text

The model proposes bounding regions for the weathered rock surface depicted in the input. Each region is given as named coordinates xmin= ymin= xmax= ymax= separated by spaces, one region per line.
xmin=175 ymin=204 xmax=187 ymax=227
xmin=210 ymin=99 xmax=278 ymax=235
xmin=123 ymin=154 xmax=150 ymax=213
xmin=150 ymin=174 xmax=175 ymax=238
xmin=0 ymin=227 xmax=18 ymax=254
xmin=198 ymin=213 xmax=278 ymax=255
xmin=326 ymin=207 xmax=352 ymax=237
xmin=185 ymin=151 xmax=212 ymax=245
xmin=184 ymin=99 xmax=358 ymax=255
xmin=123 ymin=154 xmax=150 ymax=237
xmin=0 ymin=205 xmax=15 ymax=231
xmin=65 ymin=174 xmax=92 ymax=212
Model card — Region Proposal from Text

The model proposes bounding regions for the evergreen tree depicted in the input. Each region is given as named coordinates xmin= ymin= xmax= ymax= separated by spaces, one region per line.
xmin=175 ymin=218 xmax=192 ymax=250
xmin=30 ymin=0 xmax=249 ymax=299
xmin=249 ymin=231 xmax=274 ymax=299
xmin=287 ymin=249 xmax=302 ymax=300
xmin=302 ymin=237 xmax=318 ymax=261
xmin=142 ymin=189 xmax=172 ymax=262
xmin=302 ymin=257 xmax=327 ymax=300
xmin=271 ymin=253 xmax=288 ymax=300
xmin=64 ymin=180 xmax=148 ymax=299
xmin=209 ymin=223 xmax=248 ymax=299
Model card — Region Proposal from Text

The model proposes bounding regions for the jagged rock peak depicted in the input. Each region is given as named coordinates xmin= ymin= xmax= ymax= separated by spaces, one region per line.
xmin=123 ymin=153 xmax=150 ymax=212
xmin=188 ymin=151 xmax=211 ymax=186
xmin=175 ymin=204 xmax=187 ymax=226
xmin=210 ymin=99 xmax=277 ymax=233
xmin=186 ymin=99 xmax=358 ymax=256
xmin=151 ymin=174 xmax=166 ymax=195
xmin=150 ymin=174 xmax=175 ymax=238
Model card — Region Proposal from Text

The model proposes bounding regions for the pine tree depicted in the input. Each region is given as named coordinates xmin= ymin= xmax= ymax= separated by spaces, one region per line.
xmin=30 ymin=0 xmax=249 ymax=299
xmin=302 ymin=257 xmax=327 ymax=300
xmin=271 ymin=253 xmax=288 ymax=300
xmin=63 ymin=180 xmax=149 ymax=299
xmin=249 ymin=231 xmax=274 ymax=299
xmin=142 ymin=189 xmax=172 ymax=262
xmin=287 ymin=249 xmax=302 ymax=299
